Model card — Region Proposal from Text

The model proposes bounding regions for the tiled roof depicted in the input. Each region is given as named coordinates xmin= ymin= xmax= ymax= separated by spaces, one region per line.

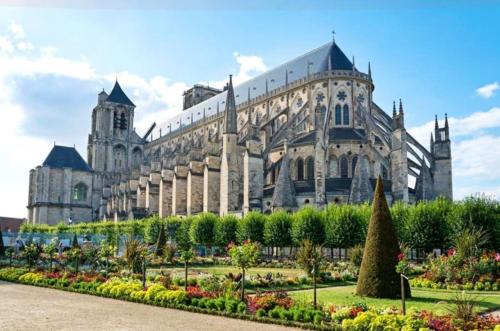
xmin=106 ymin=81 xmax=135 ymax=107
xmin=42 ymin=145 xmax=92 ymax=172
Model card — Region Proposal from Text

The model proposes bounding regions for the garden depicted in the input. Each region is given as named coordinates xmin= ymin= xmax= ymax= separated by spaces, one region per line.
xmin=0 ymin=187 xmax=499 ymax=330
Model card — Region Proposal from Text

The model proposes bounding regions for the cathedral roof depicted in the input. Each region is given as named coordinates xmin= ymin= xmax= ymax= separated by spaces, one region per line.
xmin=42 ymin=145 xmax=92 ymax=172
xmin=106 ymin=81 xmax=135 ymax=107
xmin=154 ymin=41 xmax=358 ymax=138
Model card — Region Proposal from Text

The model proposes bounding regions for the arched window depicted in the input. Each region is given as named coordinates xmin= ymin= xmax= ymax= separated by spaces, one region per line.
xmin=340 ymin=156 xmax=348 ymax=178
xmin=132 ymin=147 xmax=142 ymax=169
xmin=381 ymin=164 xmax=388 ymax=180
xmin=120 ymin=113 xmax=127 ymax=130
xmin=113 ymin=144 xmax=126 ymax=172
xmin=335 ymin=104 xmax=342 ymax=125
xmin=73 ymin=183 xmax=87 ymax=201
xmin=329 ymin=157 xmax=338 ymax=178
xmin=351 ymin=155 xmax=358 ymax=177
xmin=297 ymin=158 xmax=304 ymax=180
xmin=343 ymin=104 xmax=349 ymax=125
xmin=306 ymin=157 xmax=315 ymax=180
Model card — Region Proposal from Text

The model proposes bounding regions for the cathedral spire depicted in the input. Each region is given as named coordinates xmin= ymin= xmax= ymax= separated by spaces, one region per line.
xmin=352 ymin=56 xmax=356 ymax=70
xmin=223 ymin=75 xmax=237 ymax=134
xmin=368 ymin=61 xmax=372 ymax=78
xmin=392 ymin=101 xmax=397 ymax=118
xmin=399 ymin=99 xmax=404 ymax=114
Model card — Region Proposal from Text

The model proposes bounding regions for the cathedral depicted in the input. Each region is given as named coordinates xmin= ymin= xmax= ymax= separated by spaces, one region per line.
xmin=27 ymin=40 xmax=452 ymax=225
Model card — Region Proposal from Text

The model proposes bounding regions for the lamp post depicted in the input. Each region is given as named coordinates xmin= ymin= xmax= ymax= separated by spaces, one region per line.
xmin=401 ymin=273 xmax=408 ymax=315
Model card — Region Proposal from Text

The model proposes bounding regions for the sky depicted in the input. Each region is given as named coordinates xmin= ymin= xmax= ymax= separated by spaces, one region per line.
xmin=0 ymin=0 xmax=499 ymax=218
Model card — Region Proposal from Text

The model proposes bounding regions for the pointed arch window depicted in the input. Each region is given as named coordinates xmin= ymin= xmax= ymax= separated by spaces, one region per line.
xmin=343 ymin=104 xmax=349 ymax=125
xmin=351 ymin=155 xmax=358 ymax=177
xmin=120 ymin=113 xmax=127 ymax=130
xmin=335 ymin=104 xmax=342 ymax=125
xmin=306 ymin=157 xmax=315 ymax=180
xmin=381 ymin=164 xmax=388 ymax=180
xmin=340 ymin=156 xmax=348 ymax=178
xmin=297 ymin=158 xmax=304 ymax=181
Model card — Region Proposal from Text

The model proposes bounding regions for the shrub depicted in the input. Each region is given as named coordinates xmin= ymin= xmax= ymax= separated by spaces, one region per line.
xmin=237 ymin=212 xmax=265 ymax=244
xmin=237 ymin=302 xmax=247 ymax=313
xmin=291 ymin=207 xmax=324 ymax=246
xmin=215 ymin=215 xmax=238 ymax=248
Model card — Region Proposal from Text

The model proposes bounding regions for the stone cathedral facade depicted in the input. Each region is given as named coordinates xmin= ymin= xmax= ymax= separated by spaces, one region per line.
xmin=27 ymin=41 xmax=452 ymax=225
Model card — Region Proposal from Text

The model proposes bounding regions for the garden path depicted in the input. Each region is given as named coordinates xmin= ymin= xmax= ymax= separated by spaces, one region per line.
xmin=0 ymin=281 xmax=299 ymax=331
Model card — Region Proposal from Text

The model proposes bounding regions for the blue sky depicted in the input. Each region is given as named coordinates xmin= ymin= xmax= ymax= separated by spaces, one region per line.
xmin=0 ymin=1 xmax=499 ymax=217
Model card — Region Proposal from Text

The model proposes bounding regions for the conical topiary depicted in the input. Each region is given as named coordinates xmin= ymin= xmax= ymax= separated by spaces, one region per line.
xmin=156 ymin=223 xmax=166 ymax=256
xmin=356 ymin=176 xmax=411 ymax=298
xmin=71 ymin=233 xmax=79 ymax=249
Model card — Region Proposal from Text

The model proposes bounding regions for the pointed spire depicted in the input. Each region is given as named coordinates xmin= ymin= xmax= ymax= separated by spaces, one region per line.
xmin=352 ymin=56 xmax=356 ymax=70
xmin=332 ymin=30 xmax=336 ymax=43
xmin=265 ymin=79 xmax=269 ymax=94
xmin=444 ymin=113 xmax=449 ymax=128
xmin=430 ymin=132 xmax=434 ymax=146
xmin=223 ymin=75 xmax=237 ymax=134
xmin=392 ymin=101 xmax=397 ymax=117
xmin=368 ymin=61 xmax=372 ymax=78
xmin=399 ymin=99 xmax=404 ymax=114
xmin=107 ymin=80 xmax=135 ymax=107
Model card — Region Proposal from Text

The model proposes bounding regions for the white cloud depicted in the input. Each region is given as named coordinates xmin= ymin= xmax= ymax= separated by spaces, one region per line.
xmin=206 ymin=52 xmax=268 ymax=88
xmin=409 ymin=108 xmax=500 ymax=200
xmin=476 ymin=82 xmax=499 ymax=99
xmin=0 ymin=21 xmax=267 ymax=217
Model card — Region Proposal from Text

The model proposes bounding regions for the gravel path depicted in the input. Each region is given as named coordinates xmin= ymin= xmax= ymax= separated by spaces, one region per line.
xmin=0 ymin=281 xmax=299 ymax=331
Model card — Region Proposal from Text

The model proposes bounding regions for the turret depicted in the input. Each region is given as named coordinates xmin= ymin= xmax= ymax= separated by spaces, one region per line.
xmin=431 ymin=114 xmax=452 ymax=200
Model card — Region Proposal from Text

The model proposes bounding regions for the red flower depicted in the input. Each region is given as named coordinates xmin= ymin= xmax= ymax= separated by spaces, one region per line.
xmin=397 ymin=252 xmax=405 ymax=261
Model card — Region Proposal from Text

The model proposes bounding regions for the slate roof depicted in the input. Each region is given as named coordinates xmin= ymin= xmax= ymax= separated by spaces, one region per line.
xmin=154 ymin=41 xmax=358 ymax=138
xmin=42 ymin=146 xmax=92 ymax=172
xmin=287 ymin=128 xmax=367 ymax=146
xmin=106 ymin=81 xmax=135 ymax=107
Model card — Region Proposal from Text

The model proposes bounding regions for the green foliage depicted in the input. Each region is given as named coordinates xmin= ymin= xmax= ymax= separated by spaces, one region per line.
xmin=215 ymin=214 xmax=238 ymax=247
xmin=448 ymin=196 xmax=500 ymax=250
xmin=145 ymin=216 xmax=164 ymax=244
xmin=71 ymin=233 xmax=79 ymax=249
xmin=124 ymin=238 xmax=147 ymax=273
xmin=155 ymin=223 xmax=167 ymax=256
xmin=23 ymin=243 xmax=41 ymax=271
xmin=264 ymin=211 xmax=292 ymax=249
xmin=237 ymin=212 xmax=265 ymax=244
xmin=165 ymin=217 xmax=181 ymax=241
xmin=324 ymin=204 xmax=367 ymax=249
xmin=356 ymin=177 xmax=407 ymax=298
xmin=452 ymin=228 xmax=488 ymax=261
xmin=292 ymin=207 xmax=324 ymax=246
xmin=190 ymin=213 xmax=217 ymax=248
xmin=405 ymin=198 xmax=452 ymax=252
xmin=348 ymin=244 xmax=364 ymax=268
xmin=296 ymin=239 xmax=325 ymax=278
xmin=175 ymin=218 xmax=193 ymax=251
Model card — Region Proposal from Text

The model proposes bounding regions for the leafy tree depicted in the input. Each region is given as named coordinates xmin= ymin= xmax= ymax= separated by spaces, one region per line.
xmin=264 ymin=211 xmax=292 ymax=256
xmin=291 ymin=207 xmax=325 ymax=246
xmin=448 ymin=196 xmax=500 ymax=250
xmin=24 ymin=243 xmax=41 ymax=272
xmin=175 ymin=218 xmax=193 ymax=252
xmin=43 ymin=241 xmax=58 ymax=272
xmin=390 ymin=201 xmax=411 ymax=243
xmin=405 ymin=198 xmax=451 ymax=254
xmin=5 ymin=247 xmax=14 ymax=267
xmin=166 ymin=217 xmax=181 ymax=242
xmin=99 ymin=240 xmax=115 ymax=277
xmin=179 ymin=248 xmax=195 ymax=291
xmin=145 ymin=216 xmax=164 ymax=244
xmin=215 ymin=214 xmax=238 ymax=248
xmin=228 ymin=240 xmax=260 ymax=301
xmin=324 ymin=205 xmax=366 ymax=256
xmin=190 ymin=213 xmax=217 ymax=254
xmin=296 ymin=239 xmax=325 ymax=309
xmin=356 ymin=177 xmax=411 ymax=299
xmin=155 ymin=222 xmax=167 ymax=256
xmin=67 ymin=247 xmax=83 ymax=273
xmin=237 ymin=212 xmax=265 ymax=244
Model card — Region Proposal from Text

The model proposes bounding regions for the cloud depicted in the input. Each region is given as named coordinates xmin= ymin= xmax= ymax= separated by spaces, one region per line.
xmin=476 ymin=82 xmax=499 ymax=99
xmin=205 ymin=52 xmax=268 ymax=88
xmin=409 ymin=108 xmax=500 ymax=200
xmin=0 ymin=21 xmax=267 ymax=217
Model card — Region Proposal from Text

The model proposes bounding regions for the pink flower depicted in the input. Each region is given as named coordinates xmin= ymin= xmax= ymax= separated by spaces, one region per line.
xmin=447 ymin=248 xmax=456 ymax=257
xmin=495 ymin=253 xmax=500 ymax=262
xmin=397 ymin=252 xmax=405 ymax=261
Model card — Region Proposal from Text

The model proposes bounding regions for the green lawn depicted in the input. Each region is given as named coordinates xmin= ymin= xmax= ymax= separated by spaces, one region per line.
xmin=290 ymin=285 xmax=500 ymax=313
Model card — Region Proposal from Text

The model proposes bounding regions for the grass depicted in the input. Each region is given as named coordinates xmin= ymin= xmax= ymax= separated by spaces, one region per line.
xmin=150 ymin=265 xmax=305 ymax=278
xmin=290 ymin=285 xmax=500 ymax=313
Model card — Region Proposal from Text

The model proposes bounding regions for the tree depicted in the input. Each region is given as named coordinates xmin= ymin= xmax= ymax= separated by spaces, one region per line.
xmin=324 ymin=205 xmax=366 ymax=257
xmin=356 ymin=176 xmax=411 ymax=299
xmin=67 ymin=247 xmax=83 ymax=274
xmin=215 ymin=214 xmax=238 ymax=248
xmin=71 ymin=233 xmax=79 ymax=249
xmin=237 ymin=212 xmax=265 ymax=244
xmin=166 ymin=217 xmax=181 ymax=242
xmin=43 ymin=241 xmax=58 ymax=272
xmin=176 ymin=218 xmax=194 ymax=290
xmin=190 ymin=213 xmax=217 ymax=255
xmin=291 ymin=207 xmax=325 ymax=247
xmin=99 ymin=240 xmax=115 ymax=277
xmin=124 ymin=237 xmax=147 ymax=274
xmin=228 ymin=240 xmax=260 ymax=301
xmin=0 ymin=225 xmax=4 ymax=256
xmin=155 ymin=222 xmax=167 ymax=256
xmin=145 ymin=216 xmax=164 ymax=244
xmin=296 ymin=239 xmax=325 ymax=309
xmin=24 ymin=243 xmax=40 ymax=272
xmin=264 ymin=211 xmax=292 ymax=256
xmin=5 ymin=247 xmax=14 ymax=267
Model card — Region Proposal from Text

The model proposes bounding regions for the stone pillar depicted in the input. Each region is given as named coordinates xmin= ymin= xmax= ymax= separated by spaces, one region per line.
xmin=159 ymin=169 xmax=174 ymax=217
xmin=390 ymin=116 xmax=409 ymax=202
xmin=146 ymin=163 xmax=161 ymax=215
xmin=220 ymin=134 xmax=240 ymax=216
xmin=203 ymin=156 xmax=221 ymax=214
xmin=243 ymin=140 xmax=264 ymax=214
xmin=187 ymin=161 xmax=204 ymax=215
xmin=172 ymin=165 xmax=188 ymax=216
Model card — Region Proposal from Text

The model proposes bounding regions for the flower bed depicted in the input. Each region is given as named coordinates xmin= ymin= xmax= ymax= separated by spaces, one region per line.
xmin=1 ymin=267 xmax=499 ymax=331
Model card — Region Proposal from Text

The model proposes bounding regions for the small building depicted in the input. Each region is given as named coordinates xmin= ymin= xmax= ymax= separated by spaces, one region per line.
xmin=27 ymin=145 xmax=94 ymax=225
xmin=0 ymin=216 xmax=24 ymax=233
